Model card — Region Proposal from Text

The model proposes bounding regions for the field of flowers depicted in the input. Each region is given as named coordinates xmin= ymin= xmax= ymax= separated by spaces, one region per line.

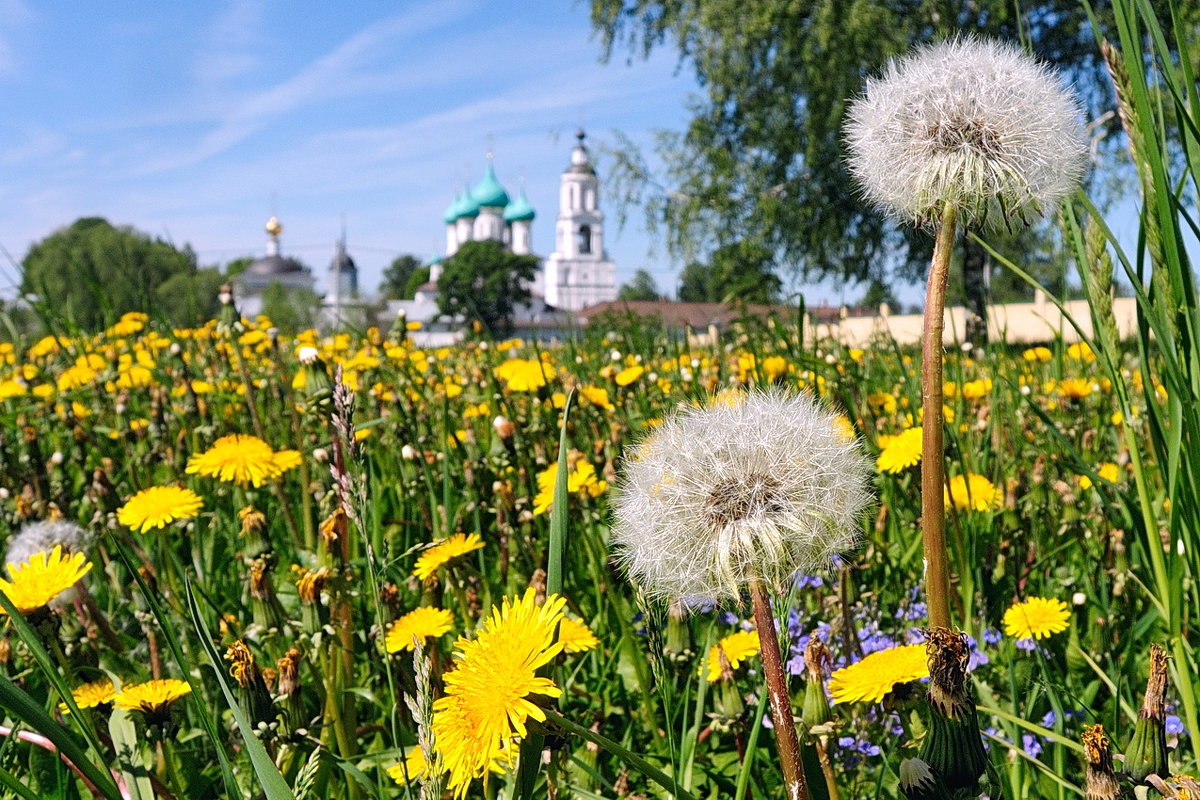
xmin=0 ymin=299 xmax=1191 ymax=799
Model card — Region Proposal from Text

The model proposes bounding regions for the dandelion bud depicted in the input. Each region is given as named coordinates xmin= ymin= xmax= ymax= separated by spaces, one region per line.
xmin=899 ymin=758 xmax=954 ymax=800
xmin=224 ymin=640 xmax=274 ymax=725
xmin=919 ymin=628 xmax=988 ymax=794
xmin=492 ymin=415 xmax=515 ymax=439
xmin=1124 ymin=644 xmax=1170 ymax=784
xmin=1081 ymin=724 xmax=1124 ymax=800
xmin=800 ymin=637 xmax=833 ymax=731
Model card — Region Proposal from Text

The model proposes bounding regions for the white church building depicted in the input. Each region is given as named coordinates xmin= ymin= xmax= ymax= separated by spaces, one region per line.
xmin=419 ymin=129 xmax=617 ymax=316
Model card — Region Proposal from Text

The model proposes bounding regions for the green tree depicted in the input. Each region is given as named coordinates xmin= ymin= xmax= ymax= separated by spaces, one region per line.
xmin=436 ymin=241 xmax=538 ymax=338
xmin=617 ymin=268 xmax=664 ymax=301
xmin=260 ymin=283 xmax=323 ymax=334
xmin=589 ymin=0 xmax=1172 ymax=339
xmin=20 ymin=217 xmax=202 ymax=331
xmin=155 ymin=267 xmax=226 ymax=327
xmin=380 ymin=254 xmax=425 ymax=300
xmin=678 ymin=241 xmax=781 ymax=303
xmin=405 ymin=265 xmax=432 ymax=299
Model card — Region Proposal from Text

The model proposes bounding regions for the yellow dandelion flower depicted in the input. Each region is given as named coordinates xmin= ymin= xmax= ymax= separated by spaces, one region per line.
xmin=186 ymin=434 xmax=288 ymax=487
xmin=556 ymin=617 xmax=599 ymax=653
xmin=1023 ymin=346 xmax=1052 ymax=362
xmin=580 ymin=385 xmax=615 ymax=410
xmin=114 ymin=679 xmax=191 ymax=716
xmin=432 ymin=589 xmax=566 ymax=797
xmin=0 ymin=546 xmax=92 ymax=615
xmin=495 ymin=358 xmax=555 ymax=392
xmin=945 ymin=473 xmax=1002 ymax=512
xmin=762 ymin=355 xmax=789 ymax=381
xmin=386 ymin=607 xmax=455 ymax=653
xmin=877 ymin=426 xmax=922 ymax=474
xmin=1067 ymin=342 xmax=1095 ymax=362
xmin=117 ymin=486 xmax=203 ymax=533
xmin=533 ymin=461 xmax=606 ymax=516
xmin=828 ymin=644 xmax=929 ymax=704
xmin=615 ymin=365 xmax=645 ymax=386
xmin=704 ymin=630 xmax=761 ymax=683
xmin=867 ymin=392 xmax=898 ymax=415
xmin=412 ymin=534 xmax=485 ymax=582
xmin=271 ymin=449 xmax=303 ymax=473
xmin=961 ymin=378 xmax=992 ymax=400
xmin=59 ymin=678 xmax=117 ymax=714
xmin=387 ymin=747 xmax=429 ymax=784
xmin=1098 ymin=462 xmax=1120 ymax=483
xmin=1003 ymin=597 xmax=1069 ymax=640
xmin=1057 ymin=378 xmax=1093 ymax=399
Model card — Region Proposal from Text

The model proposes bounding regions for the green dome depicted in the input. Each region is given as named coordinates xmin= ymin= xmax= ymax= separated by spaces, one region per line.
xmin=503 ymin=189 xmax=536 ymax=222
xmin=442 ymin=194 xmax=461 ymax=224
xmin=456 ymin=191 xmax=479 ymax=219
xmin=471 ymin=161 xmax=509 ymax=208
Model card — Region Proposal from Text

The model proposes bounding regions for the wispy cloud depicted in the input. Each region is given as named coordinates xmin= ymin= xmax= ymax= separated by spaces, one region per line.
xmin=191 ymin=0 xmax=266 ymax=85
xmin=141 ymin=1 xmax=476 ymax=173
xmin=0 ymin=0 xmax=35 ymax=77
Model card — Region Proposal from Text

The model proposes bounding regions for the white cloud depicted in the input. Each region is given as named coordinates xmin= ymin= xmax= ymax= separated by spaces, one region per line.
xmin=0 ymin=0 xmax=36 ymax=77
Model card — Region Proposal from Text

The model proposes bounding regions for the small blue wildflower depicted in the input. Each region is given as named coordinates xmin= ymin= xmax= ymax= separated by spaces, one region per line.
xmin=982 ymin=628 xmax=1002 ymax=646
xmin=1015 ymin=637 xmax=1037 ymax=652
xmin=1167 ymin=715 xmax=1186 ymax=736
xmin=1041 ymin=710 xmax=1057 ymax=728
xmin=795 ymin=574 xmax=824 ymax=589
xmin=1022 ymin=734 xmax=1043 ymax=758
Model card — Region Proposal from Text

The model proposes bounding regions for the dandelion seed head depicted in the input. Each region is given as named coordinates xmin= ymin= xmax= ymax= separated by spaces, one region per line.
xmin=5 ymin=520 xmax=92 ymax=567
xmin=611 ymin=388 xmax=873 ymax=605
xmin=845 ymin=37 xmax=1087 ymax=228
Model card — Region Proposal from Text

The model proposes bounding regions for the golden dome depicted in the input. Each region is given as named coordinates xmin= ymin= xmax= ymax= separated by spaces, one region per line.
xmin=265 ymin=216 xmax=283 ymax=236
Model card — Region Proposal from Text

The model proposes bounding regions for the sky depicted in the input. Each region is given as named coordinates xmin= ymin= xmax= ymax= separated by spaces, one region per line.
xmin=0 ymin=0 xmax=717 ymax=302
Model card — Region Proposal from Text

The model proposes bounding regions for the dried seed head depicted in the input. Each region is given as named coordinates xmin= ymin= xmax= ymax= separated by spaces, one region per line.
xmin=845 ymin=36 xmax=1087 ymax=229
xmin=611 ymin=388 xmax=872 ymax=605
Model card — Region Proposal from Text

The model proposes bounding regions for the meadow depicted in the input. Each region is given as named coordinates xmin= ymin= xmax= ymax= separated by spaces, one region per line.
xmin=1 ymin=0 xmax=1199 ymax=798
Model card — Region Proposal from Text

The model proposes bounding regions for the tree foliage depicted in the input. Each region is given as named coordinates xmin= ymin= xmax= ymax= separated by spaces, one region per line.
xmin=589 ymin=0 xmax=1146 ymax=295
xmin=677 ymin=241 xmax=781 ymax=304
xmin=20 ymin=217 xmax=206 ymax=331
xmin=617 ymin=268 xmax=664 ymax=301
xmin=436 ymin=241 xmax=538 ymax=338
xmin=260 ymin=283 xmax=323 ymax=334
xmin=380 ymin=254 xmax=426 ymax=300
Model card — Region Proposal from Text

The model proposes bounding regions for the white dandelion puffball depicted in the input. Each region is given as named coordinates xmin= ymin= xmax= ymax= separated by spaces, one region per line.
xmin=844 ymin=37 xmax=1087 ymax=228
xmin=611 ymin=389 xmax=873 ymax=604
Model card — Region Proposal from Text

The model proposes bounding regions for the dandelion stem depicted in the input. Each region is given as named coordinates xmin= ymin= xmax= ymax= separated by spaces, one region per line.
xmin=921 ymin=203 xmax=959 ymax=631
xmin=748 ymin=579 xmax=809 ymax=800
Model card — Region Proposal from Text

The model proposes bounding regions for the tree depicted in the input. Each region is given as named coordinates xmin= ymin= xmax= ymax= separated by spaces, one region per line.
xmin=678 ymin=241 xmax=781 ymax=303
xmin=20 ymin=217 xmax=203 ymax=331
xmin=155 ymin=267 xmax=226 ymax=327
xmin=260 ymin=283 xmax=323 ymax=334
xmin=588 ymin=0 xmax=1172 ymax=339
xmin=436 ymin=241 xmax=538 ymax=338
xmin=380 ymin=254 xmax=425 ymax=300
xmin=617 ymin=269 xmax=664 ymax=301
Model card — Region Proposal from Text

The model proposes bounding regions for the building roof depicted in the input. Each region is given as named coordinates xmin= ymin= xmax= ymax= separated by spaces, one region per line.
xmin=246 ymin=254 xmax=310 ymax=277
xmin=503 ymin=188 xmax=536 ymax=222
xmin=472 ymin=161 xmax=509 ymax=208
xmin=574 ymin=300 xmax=790 ymax=329
xmin=329 ymin=247 xmax=356 ymax=273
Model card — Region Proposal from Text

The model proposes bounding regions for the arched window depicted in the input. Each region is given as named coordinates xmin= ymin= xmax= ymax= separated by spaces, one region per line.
xmin=577 ymin=225 xmax=592 ymax=254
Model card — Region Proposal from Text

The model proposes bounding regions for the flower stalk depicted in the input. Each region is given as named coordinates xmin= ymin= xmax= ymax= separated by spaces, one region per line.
xmin=920 ymin=203 xmax=959 ymax=631
xmin=748 ymin=579 xmax=809 ymax=800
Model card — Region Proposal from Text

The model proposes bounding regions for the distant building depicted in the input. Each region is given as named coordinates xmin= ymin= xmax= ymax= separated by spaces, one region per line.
xmin=234 ymin=216 xmax=315 ymax=319
xmin=543 ymin=130 xmax=617 ymax=311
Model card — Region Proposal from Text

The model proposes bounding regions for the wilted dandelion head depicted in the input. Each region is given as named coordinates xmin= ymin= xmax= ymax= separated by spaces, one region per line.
xmin=5 ymin=520 xmax=92 ymax=567
xmin=844 ymin=37 xmax=1087 ymax=228
xmin=611 ymin=388 xmax=873 ymax=605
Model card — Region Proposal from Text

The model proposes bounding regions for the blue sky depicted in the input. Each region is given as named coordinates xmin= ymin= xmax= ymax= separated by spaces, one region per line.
xmin=0 ymin=0 xmax=714 ymax=301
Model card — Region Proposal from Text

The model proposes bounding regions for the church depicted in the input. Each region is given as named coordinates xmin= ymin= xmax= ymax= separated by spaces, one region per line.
xmin=431 ymin=128 xmax=618 ymax=313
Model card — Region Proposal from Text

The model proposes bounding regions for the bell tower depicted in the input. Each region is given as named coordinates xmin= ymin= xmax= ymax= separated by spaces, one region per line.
xmin=543 ymin=129 xmax=616 ymax=310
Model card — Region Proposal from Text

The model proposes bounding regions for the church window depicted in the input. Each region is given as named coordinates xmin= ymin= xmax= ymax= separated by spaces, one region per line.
xmin=577 ymin=225 xmax=592 ymax=254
